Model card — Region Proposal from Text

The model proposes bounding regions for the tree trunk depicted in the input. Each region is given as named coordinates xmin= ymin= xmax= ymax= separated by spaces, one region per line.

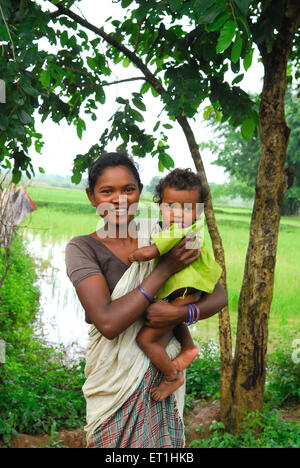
xmin=177 ymin=115 xmax=233 ymax=422
xmin=226 ymin=5 xmax=300 ymax=433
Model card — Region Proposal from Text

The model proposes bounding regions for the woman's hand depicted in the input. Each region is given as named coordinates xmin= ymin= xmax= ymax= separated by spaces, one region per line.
xmin=157 ymin=235 xmax=201 ymax=277
xmin=145 ymin=281 xmax=228 ymax=329
xmin=145 ymin=300 xmax=183 ymax=329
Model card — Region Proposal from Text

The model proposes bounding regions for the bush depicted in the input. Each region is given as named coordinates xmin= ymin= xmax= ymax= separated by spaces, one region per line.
xmin=189 ymin=410 xmax=300 ymax=448
xmin=185 ymin=340 xmax=221 ymax=400
xmin=265 ymin=345 xmax=300 ymax=406
xmin=0 ymin=235 xmax=86 ymax=446
xmin=0 ymin=339 xmax=85 ymax=444
xmin=0 ymin=236 xmax=40 ymax=339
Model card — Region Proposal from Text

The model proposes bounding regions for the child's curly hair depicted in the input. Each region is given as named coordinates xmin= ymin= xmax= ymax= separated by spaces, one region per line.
xmin=154 ymin=168 xmax=209 ymax=205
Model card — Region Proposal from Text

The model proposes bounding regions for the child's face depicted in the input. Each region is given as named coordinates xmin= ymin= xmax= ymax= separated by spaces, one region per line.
xmin=160 ymin=187 xmax=201 ymax=227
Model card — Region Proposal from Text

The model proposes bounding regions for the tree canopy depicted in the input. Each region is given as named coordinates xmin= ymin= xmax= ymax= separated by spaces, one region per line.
xmin=1 ymin=0 xmax=299 ymax=183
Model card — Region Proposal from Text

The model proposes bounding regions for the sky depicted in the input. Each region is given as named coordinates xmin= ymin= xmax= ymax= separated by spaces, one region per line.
xmin=29 ymin=0 xmax=264 ymax=186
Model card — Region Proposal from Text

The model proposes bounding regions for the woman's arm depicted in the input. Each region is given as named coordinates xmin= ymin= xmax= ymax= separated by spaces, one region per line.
xmin=144 ymin=281 xmax=227 ymax=328
xmin=75 ymin=236 xmax=201 ymax=340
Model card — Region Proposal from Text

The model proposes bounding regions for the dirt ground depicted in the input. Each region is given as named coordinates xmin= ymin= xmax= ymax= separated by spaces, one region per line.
xmin=2 ymin=402 xmax=300 ymax=448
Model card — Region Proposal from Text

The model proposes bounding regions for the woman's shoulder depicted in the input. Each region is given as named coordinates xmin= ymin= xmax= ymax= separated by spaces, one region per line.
xmin=66 ymin=234 xmax=94 ymax=248
xmin=66 ymin=234 xmax=109 ymax=249
xmin=65 ymin=235 xmax=108 ymax=260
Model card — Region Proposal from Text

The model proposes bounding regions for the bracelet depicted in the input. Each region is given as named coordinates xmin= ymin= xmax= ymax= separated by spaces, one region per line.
xmin=193 ymin=304 xmax=200 ymax=323
xmin=137 ymin=285 xmax=153 ymax=304
xmin=186 ymin=303 xmax=200 ymax=325
xmin=187 ymin=304 xmax=195 ymax=325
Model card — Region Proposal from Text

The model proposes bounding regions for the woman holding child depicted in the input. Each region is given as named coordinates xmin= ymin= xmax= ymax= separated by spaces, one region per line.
xmin=65 ymin=152 xmax=227 ymax=448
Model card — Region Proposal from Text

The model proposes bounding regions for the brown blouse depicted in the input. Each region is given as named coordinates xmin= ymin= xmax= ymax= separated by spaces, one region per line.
xmin=65 ymin=235 xmax=129 ymax=323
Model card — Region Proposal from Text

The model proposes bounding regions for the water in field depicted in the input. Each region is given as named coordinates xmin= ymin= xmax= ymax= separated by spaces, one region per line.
xmin=24 ymin=231 xmax=90 ymax=358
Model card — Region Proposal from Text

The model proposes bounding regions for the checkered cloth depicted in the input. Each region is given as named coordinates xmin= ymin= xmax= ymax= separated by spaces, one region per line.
xmin=87 ymin=363 xmax=184 ymax=448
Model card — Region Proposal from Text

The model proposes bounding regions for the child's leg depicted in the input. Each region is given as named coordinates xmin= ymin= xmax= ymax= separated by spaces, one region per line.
xmin=168 ymin=292 xmax=200 ymax=371
xmin=137 ymin=326 xmax=184 ymax=402
xmin=172 ymin=323 xmax=199 ymax=371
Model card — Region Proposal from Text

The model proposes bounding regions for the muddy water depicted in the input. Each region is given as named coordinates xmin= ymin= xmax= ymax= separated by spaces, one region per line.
xmin=24 ymin=232 xmax=90 ymax=357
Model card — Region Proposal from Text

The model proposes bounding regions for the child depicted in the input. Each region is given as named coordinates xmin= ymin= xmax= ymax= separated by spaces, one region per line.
xmin=129 ymin=168 xmax=222 ymax=402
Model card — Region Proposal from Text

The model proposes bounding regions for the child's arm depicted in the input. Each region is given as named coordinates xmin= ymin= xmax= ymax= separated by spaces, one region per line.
xmin=128 ymin=244 xmax=160 ymax=263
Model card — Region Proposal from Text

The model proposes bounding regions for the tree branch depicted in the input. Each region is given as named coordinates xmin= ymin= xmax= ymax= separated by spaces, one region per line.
xmin=50 ymin=3 xmax=165 ymax=95
xmin=67 ymin=77 xmax=145 ymax=89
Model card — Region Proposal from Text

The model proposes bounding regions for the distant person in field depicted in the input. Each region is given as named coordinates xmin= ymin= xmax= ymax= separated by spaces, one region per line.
xmin=65 ymin=152 xmax=227 ymax=448
xmin=129 ymin=169 xmax=222 ymax=402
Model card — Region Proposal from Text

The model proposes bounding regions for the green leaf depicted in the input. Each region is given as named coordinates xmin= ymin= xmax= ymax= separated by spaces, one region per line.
xmin=231 ymin=33 xmax=243 ymax=64
xmin=121 ymin=0 xmax=134 ymax=7
xmin=244 ymin=48 xmax=253 ymax=71
xmin=234 ymin=0 xmax=251 ymax=16
xmin=241 ymin=116 xmax=255 ymax=140
xmin=163 ymin=124 xmax=173 ymax=129
xmin=153 ymin=121 xmax=160 ymax=132
xmin=206 ymin=12 xmax=230 ymax=32
xmin=158 ymin=153 xmax=175 ymax=170
xmin=60 ymin=30 xmax=69 ymax=47
xmin=95 ymin=88 xmax=106 ymax=105
xmin=76 ymin=119 xmax=86 ymax=139
xmin=71 ymin=171 xmax=82 ymax=184
xmin=237 ymin=15 xmax=251 ymax=38
xmin=19 ymin=110 xmax=32 ymax=125
xmin=169 ymin=0 xmax=182 ymax=12
xmin=123 ymin=57 xmax=130 ymax=68
xmin=151 ymin=87 xmax=159 ymax=97
xmin=38 ymin=167 xmax=45 ymax=174
xmin=140 ymin=82 xmax=150 ymax=94
xmin=12 ymin=171 xmax=22 ymax=184
xmin=116 ymin=97 xmax=128 ymax=105
xmin=158 ymin=159 xmax=165 ymax=172
xmin=131 ymin=109 xmax=144 ymax=122
xmin=87 ymin=57 xmax=96 ymax=71
xmin=198 ymin=1 xmax=227 ymax=25
xmin=216 ymin=21 xmax=236 ymax=54
xmin=39 ymin=70 xmax=51 ymax=88
xmin=232 ymin=73 xmax=244 ymax=85
xmin=132 ymin=98 xmax=146 ymax=112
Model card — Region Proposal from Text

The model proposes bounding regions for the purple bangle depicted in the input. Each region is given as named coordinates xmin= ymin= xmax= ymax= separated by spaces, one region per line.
xmin=186 ymin=304 xmax=193 ymax=325
xmin=186 ymin=303 xmax=200 ymax=325
xmin=137 ymin=285 xmax=153 ymax=304
xmin=194 ymin=304 xmax=200 ymax=323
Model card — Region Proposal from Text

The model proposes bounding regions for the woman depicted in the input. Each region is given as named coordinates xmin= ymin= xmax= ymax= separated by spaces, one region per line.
xmin=65 ymin=152 xmax=227 ymax=448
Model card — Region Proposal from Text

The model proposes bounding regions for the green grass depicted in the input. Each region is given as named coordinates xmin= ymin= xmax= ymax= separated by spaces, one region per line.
xmin=23 ymin=185 xmax=300 ymax=345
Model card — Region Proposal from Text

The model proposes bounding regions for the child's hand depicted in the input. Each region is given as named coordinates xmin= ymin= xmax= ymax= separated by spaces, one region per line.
xmin=129 ymin=245 xmax=159 ymax=263
xmin=158 ymin=234 xmax=201 ymax=275
xmin=128 ymin=252 xmax=136 ymax=263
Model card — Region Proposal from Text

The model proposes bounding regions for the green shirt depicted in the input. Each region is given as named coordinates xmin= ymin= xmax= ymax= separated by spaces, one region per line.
xmin=152 ymin=217 xmax=222 ymax=298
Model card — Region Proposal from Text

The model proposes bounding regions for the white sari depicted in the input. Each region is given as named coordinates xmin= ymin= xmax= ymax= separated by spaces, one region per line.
xmin=82 ymin=220 xmax=185 ymax=443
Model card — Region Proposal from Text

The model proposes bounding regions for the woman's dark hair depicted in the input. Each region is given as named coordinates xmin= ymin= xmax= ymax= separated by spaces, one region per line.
xmin=88 ymin=152 xmax=143 ymax=193
xmin=154 ymin=168 xmax=209 ymax=204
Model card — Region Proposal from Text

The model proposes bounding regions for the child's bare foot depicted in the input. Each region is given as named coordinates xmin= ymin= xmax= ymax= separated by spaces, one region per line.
xmin=172 ymin=347 xmax=199 ymax=372
xmin=151 ymin=372 xmax=184 ymax=402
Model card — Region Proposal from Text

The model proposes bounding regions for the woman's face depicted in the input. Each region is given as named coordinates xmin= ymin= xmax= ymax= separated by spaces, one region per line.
xmin=87 ymin=165 xmax=142 ymax=228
